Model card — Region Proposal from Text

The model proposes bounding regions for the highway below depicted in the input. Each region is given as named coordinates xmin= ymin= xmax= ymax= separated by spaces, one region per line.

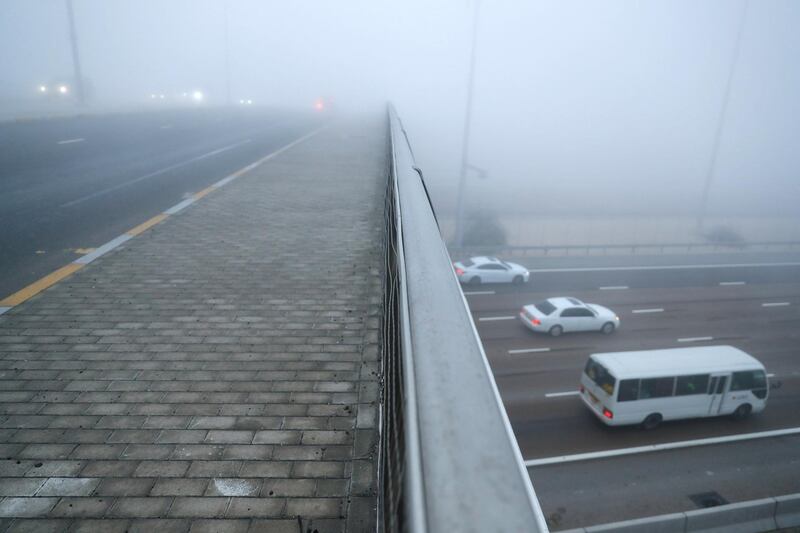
xmin=0 ymin=108 xmax=323 ymax=300
xmin=460 ymin=255 xmax=800 ymax=530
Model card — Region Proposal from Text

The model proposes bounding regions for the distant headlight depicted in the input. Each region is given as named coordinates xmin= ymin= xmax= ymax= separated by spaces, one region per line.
xmin=58 ymin=85 xmax=68 ymax=94
xmin=39 ymin=85 xmax=48 ymax=93
xmin=192 ymin=91 xmax=204 ymax=102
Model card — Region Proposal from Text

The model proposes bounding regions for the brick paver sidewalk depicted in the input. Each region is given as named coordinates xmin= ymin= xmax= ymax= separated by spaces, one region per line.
xmin=0 ymin=117 xmax=386 ymax=532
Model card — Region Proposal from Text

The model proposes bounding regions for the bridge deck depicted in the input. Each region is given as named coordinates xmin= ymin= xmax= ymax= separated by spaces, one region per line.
xmin=0 ymin=117 xmax=386 ymax=532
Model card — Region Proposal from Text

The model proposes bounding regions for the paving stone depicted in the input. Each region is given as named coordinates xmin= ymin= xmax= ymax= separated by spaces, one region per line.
xmin=188 ymin=519 xmax=249 ymax=533
xmin=132 ymin=461 xmax=189 ymax=478
xmin=0 ymin=498 xmax=58 ymax=517
xmin=48 ymin=497 xmax=113 ymax=517
xmin=168 ymin=497 xmax=229 ymax=518
xmin=0 ymin=478 xmax=46 ymax=496
xmin=127 ymin=518 xmax=190 ymax=533
xmin=70 ymin=519 xmax=132 ymax=532
xmin=225 ymin=498 xmax=284 ymax=518
xmin=94 ymin=478 xmax=155 ymax=496
xmin=150 ymin=479 xmax=209 ymax=497
xmin=205 ymin=478 xmax=261 ymax=497
xmin=36 ymin=478 xmax=100 ymax=497
xmin=107 ymin=497 xmax=173 ymax=518
xmin=5 ymin=518 xmax=70 ymax=532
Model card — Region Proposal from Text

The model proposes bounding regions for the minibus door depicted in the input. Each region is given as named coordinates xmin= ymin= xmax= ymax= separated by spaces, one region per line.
xmin=707 ymin=374 xmax=729 ymax=415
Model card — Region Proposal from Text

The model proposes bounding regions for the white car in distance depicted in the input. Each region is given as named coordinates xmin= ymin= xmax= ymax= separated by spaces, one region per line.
xmin=520 ymin=297 xmax=620 ymax=336
xmin=454 ymin=256 xmax=530 ymax=285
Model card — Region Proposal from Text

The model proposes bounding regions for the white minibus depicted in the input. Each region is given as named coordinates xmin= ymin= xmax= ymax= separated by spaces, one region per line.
xmin=580 ymin=345 xmax=768 ymax=429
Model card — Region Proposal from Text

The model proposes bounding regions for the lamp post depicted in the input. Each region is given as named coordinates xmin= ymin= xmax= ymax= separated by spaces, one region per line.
xmin=697 ymin=0 xmax=748 ymax=233
xmin=453 ymin=0 xmax=481 ymax=247
xmin=65 ymin=0 xmax=86 ymax=106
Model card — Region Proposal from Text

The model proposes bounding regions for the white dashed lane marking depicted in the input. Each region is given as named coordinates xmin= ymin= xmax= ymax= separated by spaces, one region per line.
xmin=545 ymin=391 xmax=579 ymax=398
xmin=632 ymin=308 xmax=664 ymax=314
xmin=478 ymin=316 xmax=516 ymax=322
xmin=57 ymin=138 xmax=85 ymax=145
xmin=762 ymin=302 xmax=790 ymax=307
xmin=720 ymin=281 xmax=746 ymax=286
xmin=677 ymin=336 xmax=714 ymax=343
xmin=508 ymin=347 xmax=551 ymax=354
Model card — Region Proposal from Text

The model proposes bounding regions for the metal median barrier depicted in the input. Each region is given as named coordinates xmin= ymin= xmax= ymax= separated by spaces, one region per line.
xmin=378 ymin=104 xmax=549 ymax=532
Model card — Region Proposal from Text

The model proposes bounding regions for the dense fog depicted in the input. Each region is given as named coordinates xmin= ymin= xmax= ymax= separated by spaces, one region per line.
xmin=2 ymin=0 xmax=799 ymax=245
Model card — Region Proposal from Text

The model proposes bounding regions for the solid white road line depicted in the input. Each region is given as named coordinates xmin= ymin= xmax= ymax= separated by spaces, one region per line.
xmin=545 ymin=391 xmax=580 ymax=398
xmin=531 ymin=262 xmax=800 ymax=273
xmin=632 ymin=308 xmax=664 ymax=314
xmin=509 ymin=347 xmax=551 ymax=354
xmin=677 ymin=336 xmax=714 ymax=343
xmin=57 ymin=138 xmax=85 ymax=145
xmin=73 ymin=234 xmax=132 ymax=265
xmin=61 ymin=139 xmax=253 ymax=207
xmin=720 ymin=281 xmax=746 ymax=286
xmin=0 ymin=307 xmax=11 ymax=316
xmin=525 ymin=426 xmax=800 ymax=467
xmin=478 ymin=316 xmax=516 ymax=322
xmin=599 ymin=285 xmax=629 ymax=290
xmin=463 ymin=290 xmax=495 ymax=296
xmin=164 ymin=198 xmax=196 ymax=215
xmin=767 ymin=373 xmax=776 ymax=378
xmin=762 ymin=302 xmax=790 ymax=307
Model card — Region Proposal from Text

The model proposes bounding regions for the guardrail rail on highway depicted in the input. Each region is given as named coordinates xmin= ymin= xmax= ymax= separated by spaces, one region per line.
xmin=450 ymin=241 xmax=800 ymax=259
xmin=379 ymin=104 xmax=549 ymax=532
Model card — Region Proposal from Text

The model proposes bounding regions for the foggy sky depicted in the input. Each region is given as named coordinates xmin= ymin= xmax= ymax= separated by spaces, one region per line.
xmin=2 ymin=0 xmax=800 ymax=219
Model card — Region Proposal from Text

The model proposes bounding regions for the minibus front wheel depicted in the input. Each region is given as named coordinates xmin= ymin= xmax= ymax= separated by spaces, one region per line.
xmin=733 ymin=403 xmax=752 ymax=420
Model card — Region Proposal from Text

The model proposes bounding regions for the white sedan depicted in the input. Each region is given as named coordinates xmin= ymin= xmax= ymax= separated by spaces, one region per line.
xmin=520 ymin=297 xmax=620 ymax=336
xmin=454 ymin=256 xmax=530 ymax=285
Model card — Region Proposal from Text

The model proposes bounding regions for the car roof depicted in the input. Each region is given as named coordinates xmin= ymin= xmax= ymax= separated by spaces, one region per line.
xmin=591 ymin=346 xmax=765 ymax=379
xmin=547 ymin=297 xmax=584 ymax=308
xmin=468 ymin=256 xmax=503 ymax=265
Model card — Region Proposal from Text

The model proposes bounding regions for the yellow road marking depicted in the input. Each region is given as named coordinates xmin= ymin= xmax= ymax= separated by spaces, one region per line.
xmin=126 ymin=214 xmax=168 ymax=236
xmin=0 ymin=263 xmax=84 ymax=306
xmin=193 ymin=186 xmax=216 ymax=200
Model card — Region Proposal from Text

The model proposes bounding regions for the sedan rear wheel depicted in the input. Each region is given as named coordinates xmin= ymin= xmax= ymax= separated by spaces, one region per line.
xmin=549 ymin=325 xmax=563 ymax=337
xmin=601 ymin=322 xmax=615 ymax=334
xmin=469 ymin=276 xmax=481 ymax=286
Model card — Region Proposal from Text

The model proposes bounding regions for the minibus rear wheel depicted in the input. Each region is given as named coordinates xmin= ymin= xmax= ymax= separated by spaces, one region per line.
xmin=642 ymin=413 xmax=662 ymax=430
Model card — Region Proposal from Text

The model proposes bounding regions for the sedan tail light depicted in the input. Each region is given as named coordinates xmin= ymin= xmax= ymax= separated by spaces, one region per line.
xmin=455 ymin=267 xmax=465 ymax=276
xmin=531 ymin=318 xmax=541 ymax=326
xmin=603 ymin=408 xmax=614 ymax=419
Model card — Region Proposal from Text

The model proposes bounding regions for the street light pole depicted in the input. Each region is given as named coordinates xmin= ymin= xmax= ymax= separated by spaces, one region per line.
xmin=65 ymin=0 xmax=86 ymax=106
xmin=697 ymin=0 xmax=748 ymax=233
xmin=223 ymin=0 xmax=231 ymax=106
xmin=453 ymin=0 xmax=481 ymax=247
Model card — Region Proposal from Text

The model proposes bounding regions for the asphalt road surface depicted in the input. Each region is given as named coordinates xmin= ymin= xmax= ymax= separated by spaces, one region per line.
xmin=463 ymin=257 xmax=800 ymax=530
xmin=0 ymin=108 xmax=323 ymax=300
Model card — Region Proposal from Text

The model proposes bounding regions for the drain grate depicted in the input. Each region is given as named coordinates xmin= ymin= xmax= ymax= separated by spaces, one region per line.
xmin=689 ymin=491 xmax=729 ymax=508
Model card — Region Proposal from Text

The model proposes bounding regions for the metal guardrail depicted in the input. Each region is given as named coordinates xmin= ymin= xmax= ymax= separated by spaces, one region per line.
xmin=450 ymin=241 xmax=800 ymax=259
xmin=379 ymin=105 xmax=548 ymax=532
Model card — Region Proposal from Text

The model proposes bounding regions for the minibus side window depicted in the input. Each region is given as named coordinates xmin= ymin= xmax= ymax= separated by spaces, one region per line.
xmin=639 ymin=377 xmax=675 ymax=399
xmin=617 ymin=379 xmax=639 ymax=402
xmin=675 ymin=374 xmax=710 ymax=396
